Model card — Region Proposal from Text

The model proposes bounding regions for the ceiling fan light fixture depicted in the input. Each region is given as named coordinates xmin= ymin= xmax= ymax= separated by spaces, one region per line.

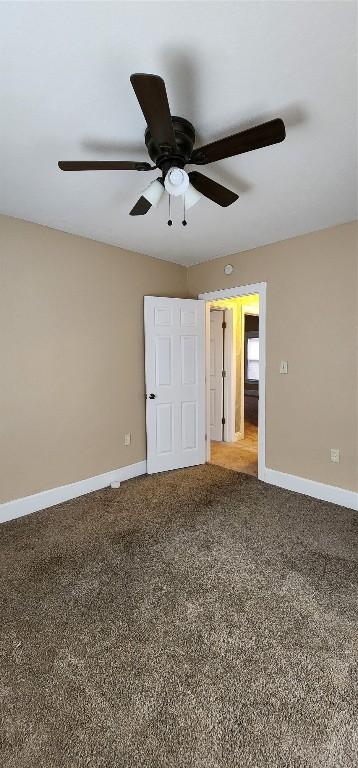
xmin=142 ymin=178 xmax=164 ymax=207
xmin=184 ymin=183 xmax=202 ymax=210
xmin=164 ymin=167 xmax=189 ymax=196
xmin=59 ymin=73 xmax=286 ymax=222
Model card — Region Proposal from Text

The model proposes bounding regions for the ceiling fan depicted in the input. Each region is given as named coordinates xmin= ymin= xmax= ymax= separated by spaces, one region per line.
xmin=58 ymin=73 xmax=286 ymax=222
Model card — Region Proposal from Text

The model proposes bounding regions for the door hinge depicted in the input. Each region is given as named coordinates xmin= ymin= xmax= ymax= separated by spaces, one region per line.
xmin=205 ymin=433 xmax=207 ymax=441
xmin=222 ymin=417 xmax=226 ymax=425
xmin=222 ymin=370 xmax=226 ymax=378
xmin=222 ymin=321 xmax=227 ymax=329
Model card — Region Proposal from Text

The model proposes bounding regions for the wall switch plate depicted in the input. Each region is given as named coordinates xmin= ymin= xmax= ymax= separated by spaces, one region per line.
xmin=124 ymin=433 xmax=131 ymax=446
xmin=280 ymin=360 xmax=288 ymax=374
xmin=330 ymin=448 xmax=340 ymax=463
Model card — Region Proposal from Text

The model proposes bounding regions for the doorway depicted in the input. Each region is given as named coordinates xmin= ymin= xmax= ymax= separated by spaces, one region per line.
xmin=200 ymin=282 xmax=266 ymax=481
xmin=208 ymin=296 xmax=259 ymax=477
xmin=143 ymin=283 xmax=266 ymax=481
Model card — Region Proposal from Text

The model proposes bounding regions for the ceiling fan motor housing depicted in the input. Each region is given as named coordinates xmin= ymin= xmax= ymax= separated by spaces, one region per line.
xmin=145 ymin=116 xmax=195 ymax=175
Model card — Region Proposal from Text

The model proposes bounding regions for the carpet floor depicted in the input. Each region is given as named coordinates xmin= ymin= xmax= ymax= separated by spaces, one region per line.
xmin=0 ymin=465 xmax=357 ymax=767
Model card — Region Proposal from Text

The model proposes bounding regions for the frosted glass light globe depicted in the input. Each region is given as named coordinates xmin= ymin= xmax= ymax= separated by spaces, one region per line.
xmin=164 ymin=167 xmax=189 ymax=196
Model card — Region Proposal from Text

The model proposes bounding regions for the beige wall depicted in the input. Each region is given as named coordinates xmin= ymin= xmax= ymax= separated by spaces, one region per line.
xmin=1 ymin=216 xmax=357 ymax=503
xmin=0 ymin=215 xmax=187 ymax=503
xmin=188 ymin=222 xmax=358 ymax=492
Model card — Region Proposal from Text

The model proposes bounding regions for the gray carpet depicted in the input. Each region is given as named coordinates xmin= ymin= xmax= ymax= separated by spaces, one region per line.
xmin=0 ymin=464 xmax=357 ymax=767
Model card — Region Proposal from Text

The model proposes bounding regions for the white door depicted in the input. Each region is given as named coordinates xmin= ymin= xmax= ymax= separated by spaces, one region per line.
xmin=210 ymin=310 xmax=224 ymax=441
xmin=144 ymin=296 xmax=206 ymax=474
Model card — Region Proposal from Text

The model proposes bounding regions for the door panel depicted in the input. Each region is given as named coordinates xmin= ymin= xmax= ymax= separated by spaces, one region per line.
xmin=182 ymin=401 xmax=197 ymax=450
xmin=154 ymin=306 xmax=173 ymax=326
xmin=210 ymin=311 xmax=224 ymax=441
xmin=180 ymin=306 xmax=197 ymax=326
xmin=155 ymin=336 xmax=172 ymax=386
xmin=156 ymin=403 xmax=173 ymax=454
xmin=145 ymin=296 xmax=206 ymax=474
xmin=181 ymin=335 xmax=197 ymax=385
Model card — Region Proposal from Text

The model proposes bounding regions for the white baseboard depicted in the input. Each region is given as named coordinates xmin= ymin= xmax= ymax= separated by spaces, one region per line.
xmin=263 ymin=467 xmax=357 ymax=511
xmin=2 ymin=460 xmax=355 ymax=525
xmin=0 ymin=460 xmax=147 ymax=525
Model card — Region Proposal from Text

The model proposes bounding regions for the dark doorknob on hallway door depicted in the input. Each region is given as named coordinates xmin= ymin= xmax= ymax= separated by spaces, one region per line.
xmin=148 ymin=393 xmax=157 ymax=399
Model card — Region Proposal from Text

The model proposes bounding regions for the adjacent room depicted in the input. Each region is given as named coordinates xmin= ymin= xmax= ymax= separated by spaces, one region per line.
xmin=208 ymin=293 xmax=260 ymax=477
xmin=0 ymin=2 xmax=357 ymax=767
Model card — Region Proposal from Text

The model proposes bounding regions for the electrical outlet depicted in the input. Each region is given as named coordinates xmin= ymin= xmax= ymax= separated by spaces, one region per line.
xmin=330 ymin=448 xmax=340 ymax=463
xmin=124 ymin=433 xmax=131 ymax=447
xmin=280 ymin=360 xmax=288 ymax=374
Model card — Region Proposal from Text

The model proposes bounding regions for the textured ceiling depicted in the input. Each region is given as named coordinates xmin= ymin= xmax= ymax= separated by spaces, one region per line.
xmin=0 ymin=1 xmax=356 ymax=265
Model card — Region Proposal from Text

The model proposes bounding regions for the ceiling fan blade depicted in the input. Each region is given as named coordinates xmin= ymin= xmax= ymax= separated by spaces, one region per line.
xmin=130 ymin=73 xmax=177 ymax=152
xmin=129 ymin=196 xmax=152 ymax=216
xmin=191 ymin=118 xmax=286 ymax=164
xmin=189 ymin=171 xmax=238 ymax=207
xmin=58 ymin=161 xmax=153 ymax=171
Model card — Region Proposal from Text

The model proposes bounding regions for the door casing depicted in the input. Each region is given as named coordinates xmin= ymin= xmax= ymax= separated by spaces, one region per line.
xmin=209 ymin=309 xmax=225 ymax=441
xmin=199 ymin=282 xmax=266 ymax=481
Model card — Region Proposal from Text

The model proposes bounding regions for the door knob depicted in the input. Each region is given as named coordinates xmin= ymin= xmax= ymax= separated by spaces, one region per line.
xmin=148 ymin=393 xmax=157 ymax=399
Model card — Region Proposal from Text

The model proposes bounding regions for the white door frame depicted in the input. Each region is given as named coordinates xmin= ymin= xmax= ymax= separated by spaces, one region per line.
xmin=223 ymin=307 xmax=236 ymax=442
xmin=209 ymin=308 xmax=225 ymax=442
xmin=208 ymin=306 xmax=235 ymax=442
xmin=199 ymin=282 xmax=266 ymax=481
xmin=238 ymin=302 xmax=260 ymax=440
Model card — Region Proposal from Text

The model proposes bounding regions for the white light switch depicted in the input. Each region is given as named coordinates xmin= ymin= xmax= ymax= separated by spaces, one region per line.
xmin=124 ymin=433 xmax=131 ymax=446
xmin=280 ymin=360 xmax=288 ymax=374
xmin=330 ymin=448 xmax=340 ymax=463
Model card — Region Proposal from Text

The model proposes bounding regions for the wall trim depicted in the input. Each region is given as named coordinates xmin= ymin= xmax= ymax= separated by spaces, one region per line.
xmin=0 ymin=460 xmax=147 ymax=525
xmin=1 ymin=459 xmax=356 ymax=525
xmin=263 ymin=467 xmax=358 ymax=511
xmin=199 ymin=282 xmax=266 ymax=302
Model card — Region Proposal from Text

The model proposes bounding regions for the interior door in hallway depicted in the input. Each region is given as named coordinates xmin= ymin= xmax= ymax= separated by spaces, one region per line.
xmin=144 ymin=296 xmax=206 ymax=474
xmin=210 ymin=310 xmax=224 ymax=441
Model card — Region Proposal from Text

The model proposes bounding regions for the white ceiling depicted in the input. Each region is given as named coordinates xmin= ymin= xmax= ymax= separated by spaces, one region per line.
xmin=0 ymin=1 xmax=356 ymax=266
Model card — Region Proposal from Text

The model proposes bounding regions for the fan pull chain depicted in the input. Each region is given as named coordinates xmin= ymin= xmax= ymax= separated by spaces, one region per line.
xmin=182 ymin=197 xmax=187 ymax=227
xmin=167 ymin=195 xmax=172 ymax=226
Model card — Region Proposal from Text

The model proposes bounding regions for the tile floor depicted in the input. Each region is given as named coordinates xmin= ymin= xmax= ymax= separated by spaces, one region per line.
xmin=210 ymin=421 xmax=258 ymax=477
